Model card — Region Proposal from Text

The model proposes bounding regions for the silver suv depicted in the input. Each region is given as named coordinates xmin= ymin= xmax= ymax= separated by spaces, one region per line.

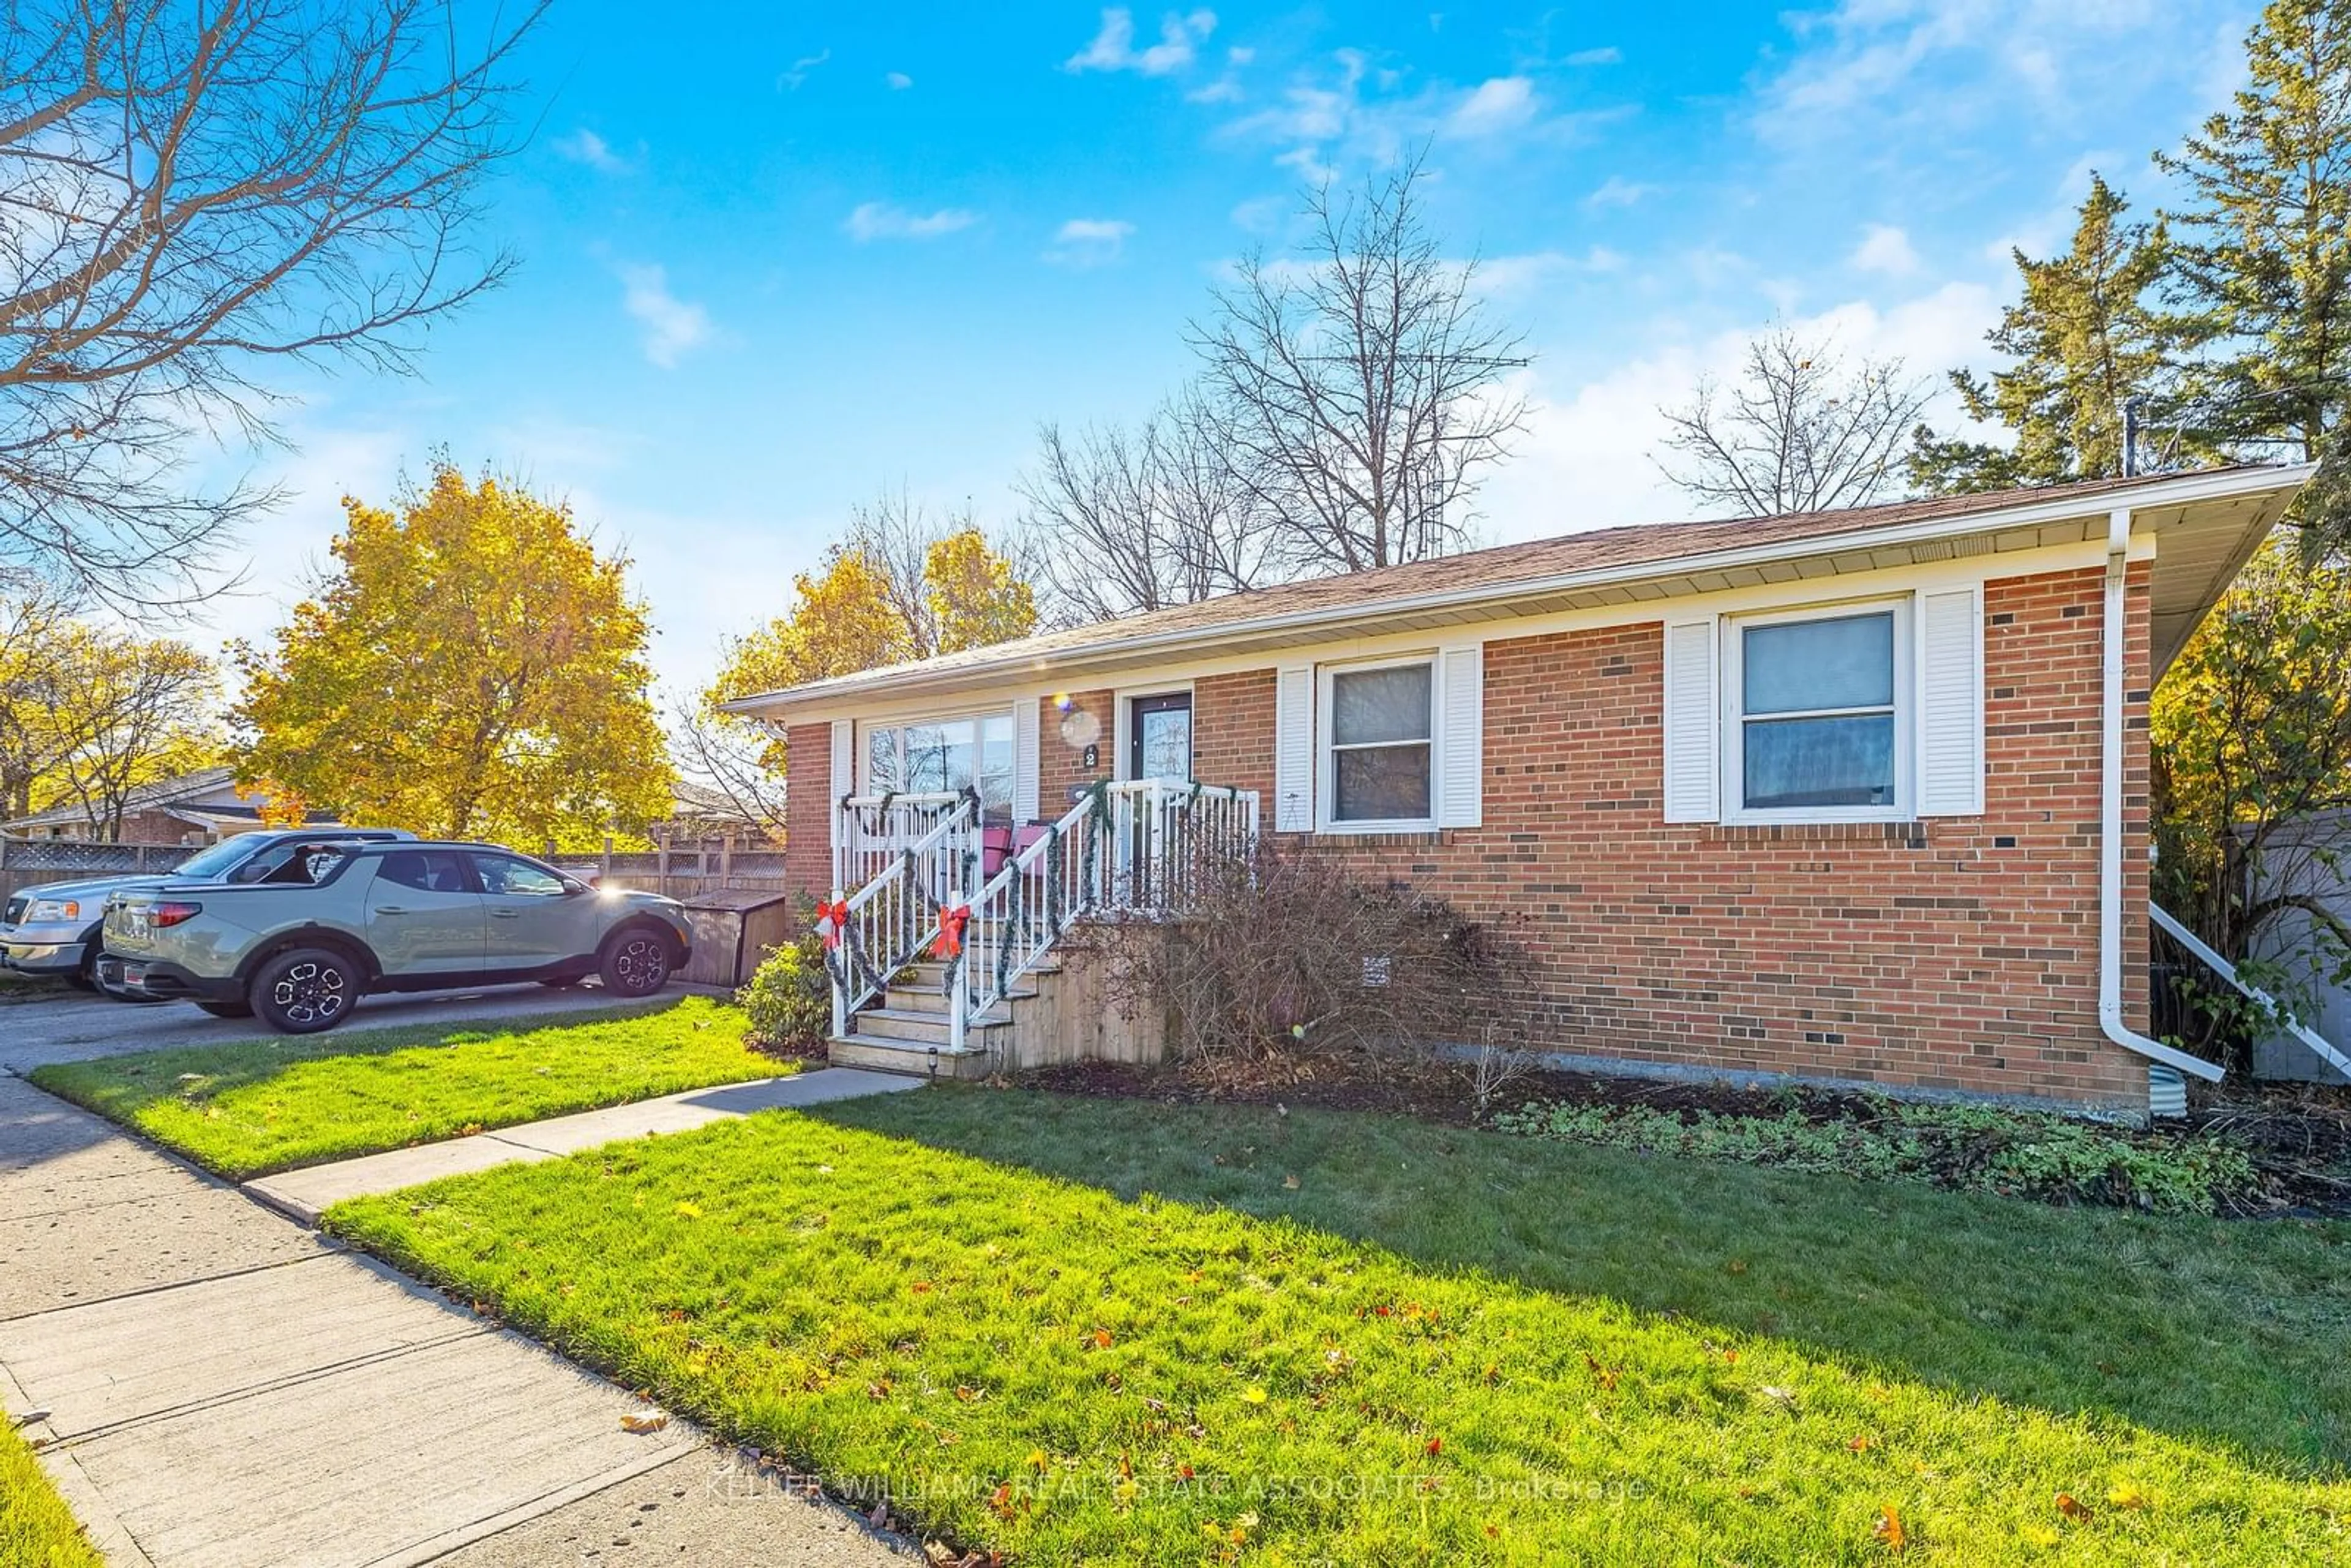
xmin=1 ymin=828 xmax=413 ymax=991
xmin=101 ymin=841 xmax=692 ymax=1033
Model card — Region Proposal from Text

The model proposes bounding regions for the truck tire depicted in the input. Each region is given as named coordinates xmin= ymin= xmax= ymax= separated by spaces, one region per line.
xmin=597 ymin=926 xmax=673 ymax=998
xmin=250 ymin=946 xmax=359 ymax=1033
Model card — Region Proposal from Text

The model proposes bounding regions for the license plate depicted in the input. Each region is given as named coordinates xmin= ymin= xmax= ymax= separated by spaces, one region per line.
xmin=121 ymin=964 xmax=146 ymax=986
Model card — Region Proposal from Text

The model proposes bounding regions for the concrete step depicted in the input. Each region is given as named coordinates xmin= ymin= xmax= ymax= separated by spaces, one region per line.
xmin=827 ymin=1033 xmax=994 ymax=1079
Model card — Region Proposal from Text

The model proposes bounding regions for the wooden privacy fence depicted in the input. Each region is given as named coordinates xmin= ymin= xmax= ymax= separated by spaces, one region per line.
xmin=547 ymin=837 xmax=792 ymax=902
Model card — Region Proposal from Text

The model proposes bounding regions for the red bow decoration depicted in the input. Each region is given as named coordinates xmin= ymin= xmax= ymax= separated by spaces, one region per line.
xmin=932 ymin=904 xmax=972 ymax=959
xmin=814 ymin=898 xmax=850 ymax=950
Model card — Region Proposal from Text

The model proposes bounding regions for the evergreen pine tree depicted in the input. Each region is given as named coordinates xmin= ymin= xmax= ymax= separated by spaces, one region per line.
xmin=2155 ymin=0 xmax=2351 ymax=460
xmin=1911 ymin=175 xmax=2190 ymax=493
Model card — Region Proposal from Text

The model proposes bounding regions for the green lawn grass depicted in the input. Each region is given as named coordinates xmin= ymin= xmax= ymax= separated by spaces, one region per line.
xmin=326 ymin=1086 xmax=2351 ymax=1565
xmin=1 ymin=1418 xmax=102 ymax=1568
xmin=28 ymin=996 xmax=786 ymax=1179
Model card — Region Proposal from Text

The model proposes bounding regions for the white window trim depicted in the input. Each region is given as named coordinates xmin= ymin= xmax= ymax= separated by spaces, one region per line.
xmin=858 ymin=707 xmax=1019 ymax=797
xmin=1720 ymin=596 xmax=1914 ymax=826
xmin=1316 ymin=654 xmax=1438 ymax=835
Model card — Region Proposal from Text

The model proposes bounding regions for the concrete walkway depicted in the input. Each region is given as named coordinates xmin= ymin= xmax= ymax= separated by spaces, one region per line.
xmin=244 ymin=1068 xmax=922 ymax=1224
xmin=0 ymin=1072 xmax=917 ymax=1566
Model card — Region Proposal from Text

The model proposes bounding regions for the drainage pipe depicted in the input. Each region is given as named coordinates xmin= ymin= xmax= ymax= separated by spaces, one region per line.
xmin=2098 ymin=505 xmax=2223 ymax=1084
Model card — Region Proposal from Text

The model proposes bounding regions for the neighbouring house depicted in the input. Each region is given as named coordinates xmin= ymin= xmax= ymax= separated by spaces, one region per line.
xmin=1 ymin=767 xmax=323 ymax=846
xmin=723 ymin=465 xmax=2313 ymax=1119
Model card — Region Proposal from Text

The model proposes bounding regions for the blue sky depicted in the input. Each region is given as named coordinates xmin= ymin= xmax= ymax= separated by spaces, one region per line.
xmin=208 ymin=0 xmax=2265 ymax=700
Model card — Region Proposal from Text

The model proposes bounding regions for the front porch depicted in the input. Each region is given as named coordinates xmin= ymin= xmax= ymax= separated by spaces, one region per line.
xmin=817 ymin=778 xmax=1260 ymax=1077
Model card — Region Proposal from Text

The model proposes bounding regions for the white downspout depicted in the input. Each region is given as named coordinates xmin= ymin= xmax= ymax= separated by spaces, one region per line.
xmin=2099 ymin=505 xmax=2224 ymax=1084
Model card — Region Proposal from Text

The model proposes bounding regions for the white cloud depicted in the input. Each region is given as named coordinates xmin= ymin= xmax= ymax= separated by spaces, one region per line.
xmin=1066 ymin=8 xmax=1217 ymax=76
xmin=779 ymin=48 xmax=829 ymax=90
xmin=885 ymin=71 xmax=913 ymax=89
xmin=1851 ymin=222 xmax=1922 ymax=276
xmin=1479 ymin=283 xmax=2001 ymax=538
xmin=1445 ymin=77 xmax=1539 ymax=138
xmin=1045 ymin=217 xmax=1135 ymax=267
xmin=1585 ymin=175 xmax=1654 ymax=209
xmin=554 ymin=129 xmax=633 ymax=174
xmin=844 ymin=202 xmax=980 ymax=241
xmin=1564 ymin=46 xmax=1622 ymax=66
xmin=617 ymin=264 xmax=712 ymax=369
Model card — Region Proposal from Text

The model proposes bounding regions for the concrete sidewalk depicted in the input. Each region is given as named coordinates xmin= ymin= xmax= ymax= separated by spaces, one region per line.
xmin=0 ymin=1073 xmax=913 ymax=1567
xmin=244 ymin=1067 xmax=923 ymax=1224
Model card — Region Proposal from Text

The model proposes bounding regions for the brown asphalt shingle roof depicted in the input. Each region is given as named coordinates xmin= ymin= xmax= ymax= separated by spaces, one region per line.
xmin=730 ymin=468 xmax=2273 ymax=706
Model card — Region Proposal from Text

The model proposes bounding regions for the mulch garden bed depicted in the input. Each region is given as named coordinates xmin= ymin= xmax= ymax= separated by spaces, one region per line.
xmin=1016 ymin=1054 xmax=2351 ymax=1219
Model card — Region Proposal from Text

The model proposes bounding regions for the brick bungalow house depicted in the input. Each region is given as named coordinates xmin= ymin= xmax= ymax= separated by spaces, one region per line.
xmin=725 ymin=465 xmax=2311 ymax=1118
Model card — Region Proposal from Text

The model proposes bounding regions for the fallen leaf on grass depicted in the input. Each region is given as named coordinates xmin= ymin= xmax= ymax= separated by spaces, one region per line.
xmin=673 ymin=1201 xmax=703 ymax=1219
xmin=1240 ymin=1386 xmax=1268 ymax=1405
xmin=2108 ymin=1484 xmax=2150 ymax=1511
xmin=1282 ymin=1174 xmax=1300 ymax=1190
xmin=620 ymin=1413 xmax=669 ymax=1434
xmin=1873 ymin=1505 xmax=1907 ymax=1552
xmin=2056 ymin=1493 xmax=2093 ymax=1523
xmin=1583 ymin=1354 xmax=1620 ymax=1390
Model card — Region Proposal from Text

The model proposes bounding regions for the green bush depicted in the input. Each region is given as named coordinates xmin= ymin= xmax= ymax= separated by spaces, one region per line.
xmin=735 ymin=925 xmax=831 ymax=1052
xmin=1491 ymin=1094 xmax=2257 ymax=1214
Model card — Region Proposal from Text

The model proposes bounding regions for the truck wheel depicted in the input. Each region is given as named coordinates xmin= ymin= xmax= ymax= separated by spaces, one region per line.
xmin=195 ymin=1000 xmax=255 ymax=1019
xmin=250 ymin=947 xmax=358 ymax=1033
xmin=598 ymin=927 xmax=673 ymax=998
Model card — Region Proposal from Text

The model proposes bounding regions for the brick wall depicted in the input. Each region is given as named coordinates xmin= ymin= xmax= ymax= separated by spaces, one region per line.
xmin=782 ymin=563 xmax=2154 ymax=1110
xmin=1188 ymin=564 xmax=2153 ymax=1111
xmin=1040 ymin=689 xmax=1116 ymax=806
xmin=781 ymin=721 xmax=833 ymax=921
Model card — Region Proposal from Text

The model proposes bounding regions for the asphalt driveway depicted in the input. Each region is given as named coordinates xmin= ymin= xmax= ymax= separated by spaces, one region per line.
xmin=0 ymin=982 xmax=692 ymax=1073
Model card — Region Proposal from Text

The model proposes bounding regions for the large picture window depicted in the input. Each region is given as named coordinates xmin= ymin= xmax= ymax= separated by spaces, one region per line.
xmin=863 ymin=713 xmax=1016 ymax=819
xmin=1324 ymin=661 xmax=1433 ymax=827
xmin=1730 ymin=606 xmax=1902 ymax=815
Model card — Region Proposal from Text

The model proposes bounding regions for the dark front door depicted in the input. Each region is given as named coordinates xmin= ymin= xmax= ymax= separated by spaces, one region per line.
xmin=1130 ymin=692 xmax=1193 ymax=781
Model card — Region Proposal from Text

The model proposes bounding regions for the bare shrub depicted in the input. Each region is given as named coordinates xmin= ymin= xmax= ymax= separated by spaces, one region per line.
xmin=1090 ymin=846 xmax=1529 ymax=1084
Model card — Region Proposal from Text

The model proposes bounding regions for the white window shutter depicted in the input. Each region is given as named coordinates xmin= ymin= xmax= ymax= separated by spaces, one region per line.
xmin=1435 ymin=643 xmax=1483 ymax=828
xmin=1661 ymin=618 xmax=1719 ymax=823
xmin=1918 ymin=587 xmax=1984 ymax=816
xmin=828 ymin=719 xmax=854 ymax=801
xmin=1012 ymin=699 xmax=1041 ymax=821
xmin=1273 ymin=664 xmax=1314 ymax=831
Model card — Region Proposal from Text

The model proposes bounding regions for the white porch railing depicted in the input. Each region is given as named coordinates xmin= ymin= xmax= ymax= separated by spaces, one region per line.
xmin=824 ymin=778 xmax=1259 ymax=1062
xmin=834 ymin=790 xmax=975 ymax=891
xmin=947 ymin=779 xmax=1258 ymax=1060
xmin=825 ymin=794 xmax=980 ymax=1037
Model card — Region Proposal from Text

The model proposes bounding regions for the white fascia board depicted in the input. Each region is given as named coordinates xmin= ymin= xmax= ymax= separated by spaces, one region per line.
xmin=725 ymin=467 xmax=2303 ymax=722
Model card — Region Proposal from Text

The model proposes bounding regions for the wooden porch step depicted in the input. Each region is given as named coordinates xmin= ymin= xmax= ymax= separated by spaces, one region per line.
xmin=883 ymin=985 xmax=1035 ymax=1018
xmin=893 ymin=954 xmax=1062 ymax=989
xmin=827 ymin=1033 xmax=995 ymax=1080
xmin=853 ymin=1006 xmax=1012 ymax=1043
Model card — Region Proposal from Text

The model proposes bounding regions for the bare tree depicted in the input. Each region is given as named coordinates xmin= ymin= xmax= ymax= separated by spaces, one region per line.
xmin=1190 ymin=155 xmax=1529 ymax=572
xmin=1 ymin=0 xmax=543 ymax=607
xmin=669 ymin=699 xmax=789 ymax=844
xmin=1656 ymin=325 xmax=1932 ymax=518
xmin=1015 ymin=388 xmax=1281 ymax=623
xmin=840 ymin=486 xmax=1043 ymax=649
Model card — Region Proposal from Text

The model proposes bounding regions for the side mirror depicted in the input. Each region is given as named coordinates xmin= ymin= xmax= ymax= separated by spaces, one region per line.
xmin=560 ymin=877 xmax=591 ymax=896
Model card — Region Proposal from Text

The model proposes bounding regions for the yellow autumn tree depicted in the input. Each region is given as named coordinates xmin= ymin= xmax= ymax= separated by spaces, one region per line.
xmin=928 ymin=528 xmax=1038 ymax=654
xmin=697 ymin=521 xmax=1037 ymax=782
xmin=231 ymin=462 xmax=675 ymax=848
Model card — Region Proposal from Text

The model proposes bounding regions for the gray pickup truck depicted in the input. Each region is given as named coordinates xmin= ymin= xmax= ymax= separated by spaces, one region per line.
xmin=101 ymin=839 xmax=692 ymax=1033
xmin=1 ymin=828 xmax=413 ymax=991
